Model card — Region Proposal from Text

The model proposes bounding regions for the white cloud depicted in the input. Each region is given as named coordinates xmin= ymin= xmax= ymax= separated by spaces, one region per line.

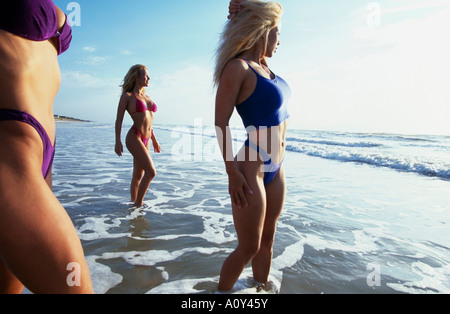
xmin=380 ymin=0 xmax=450 ymax=15
xmin=288 ymin=4 xmax=450 ymax=135
xmin=354 ymin=1 xmax=450 ymax=47
xmin=78 ymin=56 xmax=109 ymax=65
xmin=82 ymin=46 xmax=97 ymax=53
xmin=151 ymin=63 xmax=217 ymax=125
xmin=61 ymin=71 xmax=118 ymax=89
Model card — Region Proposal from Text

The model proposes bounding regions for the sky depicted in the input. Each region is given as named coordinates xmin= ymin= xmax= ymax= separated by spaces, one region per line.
xmin=54 ymin=0 xmax=450 ymax=135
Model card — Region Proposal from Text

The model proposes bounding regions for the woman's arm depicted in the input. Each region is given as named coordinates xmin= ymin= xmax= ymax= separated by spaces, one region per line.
xmin=228 ymin=0 xmax=244 ymax=19
xmin=115 ymin=93 xmax=128 ymax=156
xmin=215 ymin=60 xmax=253 ymax=208
xmin=151 ymin=129 xmax=161 ymax=153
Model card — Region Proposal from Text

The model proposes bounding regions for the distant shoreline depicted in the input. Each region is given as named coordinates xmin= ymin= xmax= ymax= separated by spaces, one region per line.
xmin=54 ymin=115 xmax=90 ymax=122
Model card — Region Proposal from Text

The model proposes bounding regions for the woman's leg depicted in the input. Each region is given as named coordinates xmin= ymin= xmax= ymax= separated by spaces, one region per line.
xmin=130 ymin=158 xmax=144 ymax=203
xmin=0 ymin=122 xmax=93 ymax=293
xmin=0 ymin=260 xmax=24 ymax=294
xmin=0 ymin=188 xmax=93 ymax=294
xmin=126 ymin=130 xmax=156 ymax=207
xmin=252 ymin=166 xmax=286 ymax=284
xmin=218 ymin=161 xmax=266 ymax=292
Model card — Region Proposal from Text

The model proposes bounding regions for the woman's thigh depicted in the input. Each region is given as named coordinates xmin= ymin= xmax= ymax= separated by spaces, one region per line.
xmin=232 ymin=160 xmax=267 ymax=250
xmin=262 ymin=166 xmax=286 ymax=240
xmin=0 ymin=121 xmax=93 ymax=293
xmin=0 ymin=171 xmax=92 ymax=293
xmin=126 ymin=130 xmax=154 ymax=173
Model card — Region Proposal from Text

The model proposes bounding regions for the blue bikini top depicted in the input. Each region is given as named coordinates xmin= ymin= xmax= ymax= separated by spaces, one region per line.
xmin=236 ymin=59 xmax=290 ymax=129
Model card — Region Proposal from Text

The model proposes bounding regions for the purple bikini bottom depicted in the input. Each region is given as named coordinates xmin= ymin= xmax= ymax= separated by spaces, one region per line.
xmin=0 ymin=109 xmax=55 ymax=178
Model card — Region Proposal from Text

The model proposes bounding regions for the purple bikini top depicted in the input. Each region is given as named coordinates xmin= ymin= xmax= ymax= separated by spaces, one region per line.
xmin=0 ymin=0 xmax=72 ymax=55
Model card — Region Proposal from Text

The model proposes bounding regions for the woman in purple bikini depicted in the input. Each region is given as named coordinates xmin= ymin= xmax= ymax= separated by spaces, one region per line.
xmin=115 ymin=65 xmax=161 ymax=207
xmin=0 ymin=0 xmax=93 ymax=293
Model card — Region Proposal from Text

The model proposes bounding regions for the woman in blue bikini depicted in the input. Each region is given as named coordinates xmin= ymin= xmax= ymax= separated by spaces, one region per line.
xmin=215 ymin=0 xmax=290 ymax=291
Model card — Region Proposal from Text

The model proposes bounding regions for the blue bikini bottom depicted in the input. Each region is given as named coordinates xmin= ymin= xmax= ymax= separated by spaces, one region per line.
xmin=244 ymin=139 xmax=283 ymax=185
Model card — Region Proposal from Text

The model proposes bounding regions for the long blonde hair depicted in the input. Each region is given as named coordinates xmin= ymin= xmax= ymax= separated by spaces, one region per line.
xmin=214 ymin=0 xmax=283 ymax=87
xmin=120 ymin=64 xmax=147 ymax=93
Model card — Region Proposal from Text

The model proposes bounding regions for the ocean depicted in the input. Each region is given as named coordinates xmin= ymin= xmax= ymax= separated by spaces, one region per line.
xmin=49 ymin=121 xmax=450 ymax=294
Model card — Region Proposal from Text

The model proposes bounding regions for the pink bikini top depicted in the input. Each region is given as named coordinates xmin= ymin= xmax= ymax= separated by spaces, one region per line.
xmin=134 ymin=93 xmax=157 ymax=113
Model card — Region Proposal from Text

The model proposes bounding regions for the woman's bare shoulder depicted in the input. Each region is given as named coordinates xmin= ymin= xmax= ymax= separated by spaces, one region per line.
xmin=221 ymin=58 xmax=252 ymax=83
xmin=118 ymin=92 xmax=133 ymax=109
xmin=225 ymin=58 xmax=250 ymax=72
xmin=120 ymin=92 xmax=134 ymax=99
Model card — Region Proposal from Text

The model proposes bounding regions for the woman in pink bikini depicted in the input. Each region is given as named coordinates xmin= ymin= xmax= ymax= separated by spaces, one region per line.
xmin=115 ymin=65 xmax=161 ymax=207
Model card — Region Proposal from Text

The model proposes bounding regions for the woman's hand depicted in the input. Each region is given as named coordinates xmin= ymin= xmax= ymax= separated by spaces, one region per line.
xmin=115 ymin=141 xmax=123 ymax=157
xmin=152 ymin=140 xmax=161 ymax=153
xmin=228 ymin=0 xmax=243 ymax=19
xmin=227 ymin=168 xmax=253 ymax=209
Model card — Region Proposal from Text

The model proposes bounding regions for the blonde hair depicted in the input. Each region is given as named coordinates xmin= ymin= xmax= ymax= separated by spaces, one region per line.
xmin=214 ymin=0 xmax=283 ymax=87
xmin=120 ymin=64 xmax=147 ymax=93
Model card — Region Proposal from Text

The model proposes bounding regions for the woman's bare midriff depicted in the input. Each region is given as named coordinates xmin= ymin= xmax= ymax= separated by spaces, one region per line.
xmin=130 ymin=111 xmax=154 ymax=139
xmin=0 ymin=30 xmax=60 ymax=142
xmin=245 ymin=120 xmax=288 ymax=165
